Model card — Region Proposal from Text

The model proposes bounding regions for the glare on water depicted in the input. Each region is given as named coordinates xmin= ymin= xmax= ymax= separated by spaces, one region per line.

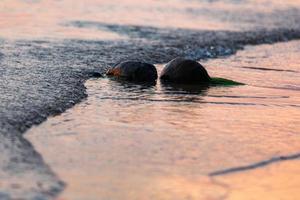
xmin=2 ymin=0 xmax=299 ymax=199
xmin=1 ymin=0 xmax=300 ymax=39
xmin=26 ymin=41 xmax=300 ymax=200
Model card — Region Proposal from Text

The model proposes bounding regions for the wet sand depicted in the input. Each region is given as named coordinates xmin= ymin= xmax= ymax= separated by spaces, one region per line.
xmin=0 ymin=0 xmax=300 ymax=199
xmin=26 ymin=41 xmax=300 ymax=200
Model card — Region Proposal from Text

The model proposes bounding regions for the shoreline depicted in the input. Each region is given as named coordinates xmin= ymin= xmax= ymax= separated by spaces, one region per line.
xmin=1 ymin=29 xmax=300 ymax=199
xmin=3 ymin=27 xmax=300 ymax=136
xmin=25 ymin=40 xmax=300 ymax=199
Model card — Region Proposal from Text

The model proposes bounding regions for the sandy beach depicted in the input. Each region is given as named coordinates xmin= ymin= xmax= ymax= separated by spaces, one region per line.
xmin=0 ymin=0 xmax=300 ymax=199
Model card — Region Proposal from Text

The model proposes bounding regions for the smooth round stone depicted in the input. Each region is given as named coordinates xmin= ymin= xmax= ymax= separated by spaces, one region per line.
xmin=106 ymin=61 xmax=158 ymax=82
xmin=160 ymin=57 xmax=211 ymax=84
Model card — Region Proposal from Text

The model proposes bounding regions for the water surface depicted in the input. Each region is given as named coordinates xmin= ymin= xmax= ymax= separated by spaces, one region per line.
xmin=1 ymin=0 xmax=300 ymax=199
xmin=26 ymin=40 xmax=300 ymax=200
xmin=1 ymin=0 xmax=300 ymax=40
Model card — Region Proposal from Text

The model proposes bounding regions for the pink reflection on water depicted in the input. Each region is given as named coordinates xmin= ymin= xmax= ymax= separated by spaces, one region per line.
xmin=26 ymin=40 xmax=300 ymax=200
xmin=3 ymin=0 xmax=300 ymax=39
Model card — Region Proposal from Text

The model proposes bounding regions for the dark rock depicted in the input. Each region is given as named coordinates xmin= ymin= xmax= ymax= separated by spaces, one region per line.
xmin=106 ymin=61 xmax=158 ymax=82
xmin=160 ymin=57 xmax=211 ymax=84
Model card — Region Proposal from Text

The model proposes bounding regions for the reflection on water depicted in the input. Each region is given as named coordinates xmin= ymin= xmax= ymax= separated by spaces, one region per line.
xmin=214 ymin=160 xmax=300 ymax=200
xmin=0 ymin=0 xmax=232 ymax=40
xmin=26 ymin=41 xmax=300 ymax=200
xmin=1 ymin=0 xmax=300 ymax=39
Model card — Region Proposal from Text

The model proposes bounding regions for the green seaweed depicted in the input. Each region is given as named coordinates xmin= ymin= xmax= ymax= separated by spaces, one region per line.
xmin=210 ymin=77 xmax=245 ymax=86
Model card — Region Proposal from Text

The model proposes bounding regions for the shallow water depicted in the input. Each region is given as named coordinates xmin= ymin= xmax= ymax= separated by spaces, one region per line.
xmin=1 ymin=0 xmax=300 ymax=199
xmin=26 ymin=40 xmax=300 ymax=200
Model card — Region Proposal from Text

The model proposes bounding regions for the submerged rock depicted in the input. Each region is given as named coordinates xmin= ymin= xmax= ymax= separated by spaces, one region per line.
xmin=106 ymin=61 xmax=158 ymax=82
xmin=160 ymin=57 xmax=211 ymax=84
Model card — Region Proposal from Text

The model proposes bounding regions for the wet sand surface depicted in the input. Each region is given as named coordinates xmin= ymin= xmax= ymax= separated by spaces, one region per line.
xmin=26 ymin=41 xmax=300 ymax=200
xmin=0 ymin=0 xmax=300 ymax=199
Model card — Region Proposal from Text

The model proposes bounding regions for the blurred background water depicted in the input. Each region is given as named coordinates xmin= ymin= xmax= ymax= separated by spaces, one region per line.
xmin=1 ymin=0 xmax=300 ymax=40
